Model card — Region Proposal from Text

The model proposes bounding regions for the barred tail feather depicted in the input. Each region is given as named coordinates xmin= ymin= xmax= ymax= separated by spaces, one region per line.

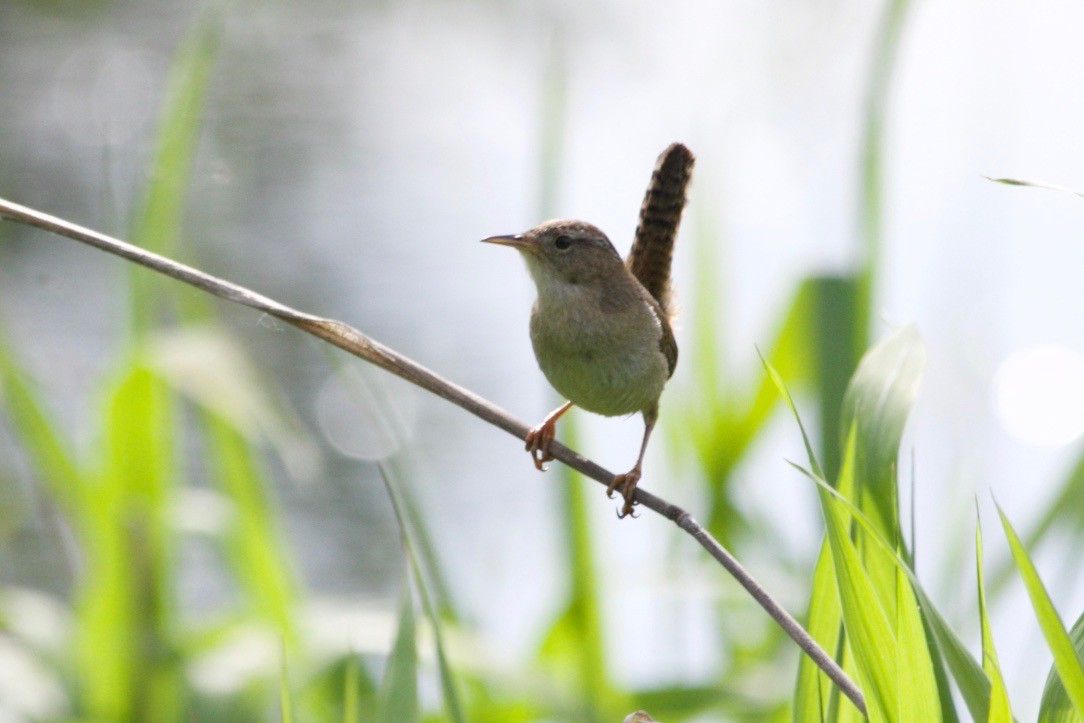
xmin=626 ymin=143 xmax=694 ymax=316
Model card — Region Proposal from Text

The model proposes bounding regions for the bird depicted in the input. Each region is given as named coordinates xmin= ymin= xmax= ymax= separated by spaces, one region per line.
xmin=482 ymin=143 xmax=694 ymax=517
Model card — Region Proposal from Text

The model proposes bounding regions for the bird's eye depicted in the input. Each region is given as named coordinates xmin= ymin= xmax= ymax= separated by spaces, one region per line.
xmin=554 ymin=235 xmax=572 ymax=250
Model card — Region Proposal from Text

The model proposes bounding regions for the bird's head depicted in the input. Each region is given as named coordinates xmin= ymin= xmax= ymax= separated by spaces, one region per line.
xmin=482 ymin=219 xmax=624 ymax=292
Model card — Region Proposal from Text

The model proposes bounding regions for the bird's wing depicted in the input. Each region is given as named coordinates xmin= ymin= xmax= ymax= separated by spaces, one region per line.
xmin=648 ymin=296 xmax=679 ymax=378
xmin=625 ymin=143 xmax=695 ymax=317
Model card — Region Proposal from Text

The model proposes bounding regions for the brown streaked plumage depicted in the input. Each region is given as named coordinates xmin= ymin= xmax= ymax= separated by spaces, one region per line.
xmin=626 ymin=142 xmax=695 ymax=318
xmin=482 ymin=144 xmax=695 ymax=517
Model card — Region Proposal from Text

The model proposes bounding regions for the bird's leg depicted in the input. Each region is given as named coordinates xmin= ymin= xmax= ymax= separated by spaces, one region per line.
xmin=525 ymin=401 xmax=573 ymax=471
xmin=607 ymin=409 xmax=657 ymax=518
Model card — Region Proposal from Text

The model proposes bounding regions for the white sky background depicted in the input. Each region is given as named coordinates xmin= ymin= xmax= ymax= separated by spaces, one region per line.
xmin=3 ymin=0 xmax=1084 ymax=715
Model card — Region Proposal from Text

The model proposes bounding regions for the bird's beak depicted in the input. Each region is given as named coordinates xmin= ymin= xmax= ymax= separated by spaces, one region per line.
xmin=481 ymin=233 xmax=535 ymax=253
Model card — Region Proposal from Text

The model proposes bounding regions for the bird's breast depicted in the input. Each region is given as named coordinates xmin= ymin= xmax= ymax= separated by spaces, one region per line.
xmin=529 ymin=286 xmax=668 ymax=416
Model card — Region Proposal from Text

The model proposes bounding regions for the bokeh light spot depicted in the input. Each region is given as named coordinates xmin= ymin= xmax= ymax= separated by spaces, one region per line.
xmin=994 ymin=345 xmax=1084 ymax=446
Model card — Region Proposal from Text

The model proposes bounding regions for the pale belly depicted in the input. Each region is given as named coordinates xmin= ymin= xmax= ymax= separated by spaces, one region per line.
xmin=529 ymin=301 xmax=668 ymax=417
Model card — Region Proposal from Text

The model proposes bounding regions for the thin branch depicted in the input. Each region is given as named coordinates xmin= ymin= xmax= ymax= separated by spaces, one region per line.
xmin=0 ymin=196 xmax=866 ymax=715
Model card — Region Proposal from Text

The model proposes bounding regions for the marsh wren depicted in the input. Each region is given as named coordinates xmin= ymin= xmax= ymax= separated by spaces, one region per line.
xmin=483 ymin=143 xmax=694 ymax=517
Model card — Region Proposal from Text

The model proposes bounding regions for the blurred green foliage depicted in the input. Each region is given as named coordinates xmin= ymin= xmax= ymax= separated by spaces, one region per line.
xmin=2 ymin=5 xmax=1084 ymax=723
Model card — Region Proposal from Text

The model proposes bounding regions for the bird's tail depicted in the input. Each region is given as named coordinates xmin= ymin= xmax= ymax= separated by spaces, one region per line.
xmin=626 ymin=142 xmax=695 ymax=317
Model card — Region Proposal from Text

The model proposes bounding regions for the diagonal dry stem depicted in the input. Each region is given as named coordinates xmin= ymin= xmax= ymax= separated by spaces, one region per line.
xmin=0 ymin=196 xmax=866 ymax=716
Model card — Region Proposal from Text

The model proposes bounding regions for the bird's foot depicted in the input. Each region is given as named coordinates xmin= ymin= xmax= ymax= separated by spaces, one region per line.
xmin=525 ymin=419 xmax=557 ymax=471
xmin=607 ymin=467 xmax=642 ymax=519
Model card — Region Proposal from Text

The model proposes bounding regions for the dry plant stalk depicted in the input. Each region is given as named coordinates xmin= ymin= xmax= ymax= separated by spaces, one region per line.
xmin=0 ymin=195 xmax=866 ymax=716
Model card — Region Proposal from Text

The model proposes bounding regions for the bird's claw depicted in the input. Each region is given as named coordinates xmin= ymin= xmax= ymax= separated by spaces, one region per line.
xmin=525 ymin=421 xmax=557 ymax=471
xmin=608 ymin=468 xmax=642 ymax=519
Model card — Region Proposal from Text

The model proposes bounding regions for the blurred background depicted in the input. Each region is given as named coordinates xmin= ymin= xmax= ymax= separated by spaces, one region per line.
xmin=1 ymin=0 xmax=1084 ymax=719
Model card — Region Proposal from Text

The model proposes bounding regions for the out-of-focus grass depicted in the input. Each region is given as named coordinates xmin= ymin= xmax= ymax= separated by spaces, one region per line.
xmin=0 ymin=12 xmax=306 ymax=720
xmin=377 ymin=463 xmax=464 ymax=723
xmin=4 ymin=4 xmax=1084 ymax=722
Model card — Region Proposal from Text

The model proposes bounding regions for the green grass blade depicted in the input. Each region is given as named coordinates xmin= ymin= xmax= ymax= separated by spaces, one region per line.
xmin=841 ymin=324 xmax=926 ymax=675
xmin=793 ymin=539 xmax=844 ymax=722
xmin=819 ymin=429 xmax=898 ymax=722
xmin=895 ymin=568 xmax=942 ymax=722
xmin=325 ymin=360 xmax=458 ymax=616
xmin=66 ymin=17 xmax=220 ymax=714
xmin=732 ymin=279 xmax=816 ymax=452
xmin=760 ymin=350 xmax=823 ymax=479
xmin=840 ymin=324 xmax=925 ymax=540
xmin=377 ymin=464 xmax=465 ymax=723
xmin=0 ymin=335 xmax=84 ymax=508
xmin=128 ymin=12 xmax=220 ymax=332
xmin=987 ymin=450 xmax=1084 ymax=600
xmin=792 ymin=461 xmax=990 ymax=721
xmin=779 ymin=328 xmax=938 ymax=720
xmin=76 ymin=359 xmax=177 ymax=720
xmin=975 ymin=513 xmax=1012 ymax=721
xmin=392 ymin=465 xmax=458 ymax=616
xmin=997 ymin=503 xmax=1084 ymax=715
xmin=377 ymin=574 xmax=419 ymax=723
xmin=1038 ymin=612 xmax=1084 ymax=722
xmin=985 ymin=176 xmax=1084 ymax=199
xmin=204 ymin=415 xmax=297 ymax=643
xmin=408 ymin=551 xmax=465 ymax=723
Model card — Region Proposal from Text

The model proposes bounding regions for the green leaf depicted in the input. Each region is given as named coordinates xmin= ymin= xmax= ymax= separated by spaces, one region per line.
xmin=76 ymin=359 xmax=176 ymax=720
xmin=0 ymin=335 xmax=84 ymax=508
xmin=1038 ymin=612 xmax=1084 ymax=722
xmin=839 ymin=324 xmax=925 ymax=539
xmin=987 ymin=450 xmax=1084 ymax=600
xmin=378 ymin=576 xmax=419 ymax=723
xmin=975 ymin=514 xmax=1012 ymax=722
xmin=128 ymin=11 xmax=221 ymax=333
xmin=793 ymin=539 xmax=844 ymax=722
xmin=895 ymin=567 xmax=942 ymax=722
xmin=760 ymin=349 xmax=823 ymax=479
xmin=998 ymin=503 xmax=1084 ymax=716
xmin=842 ymin=325 xmax=927 ymax=709
xmin=204 ymin=414 xmax=297 ymax=642
xmin=922 ymin=598 xmax=988 ymax=723
xmin=377 ymin=464 xmax=465 ymax=723
xmin=764 ymin=352 xmax=848 ymax=720
xmin=779 ymin=327 xmax=940 ymax=720
xmin=793 ymin=462 xmax=990 ymax=722
xmin=818 ymin=429 xmax=898 ymax=722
